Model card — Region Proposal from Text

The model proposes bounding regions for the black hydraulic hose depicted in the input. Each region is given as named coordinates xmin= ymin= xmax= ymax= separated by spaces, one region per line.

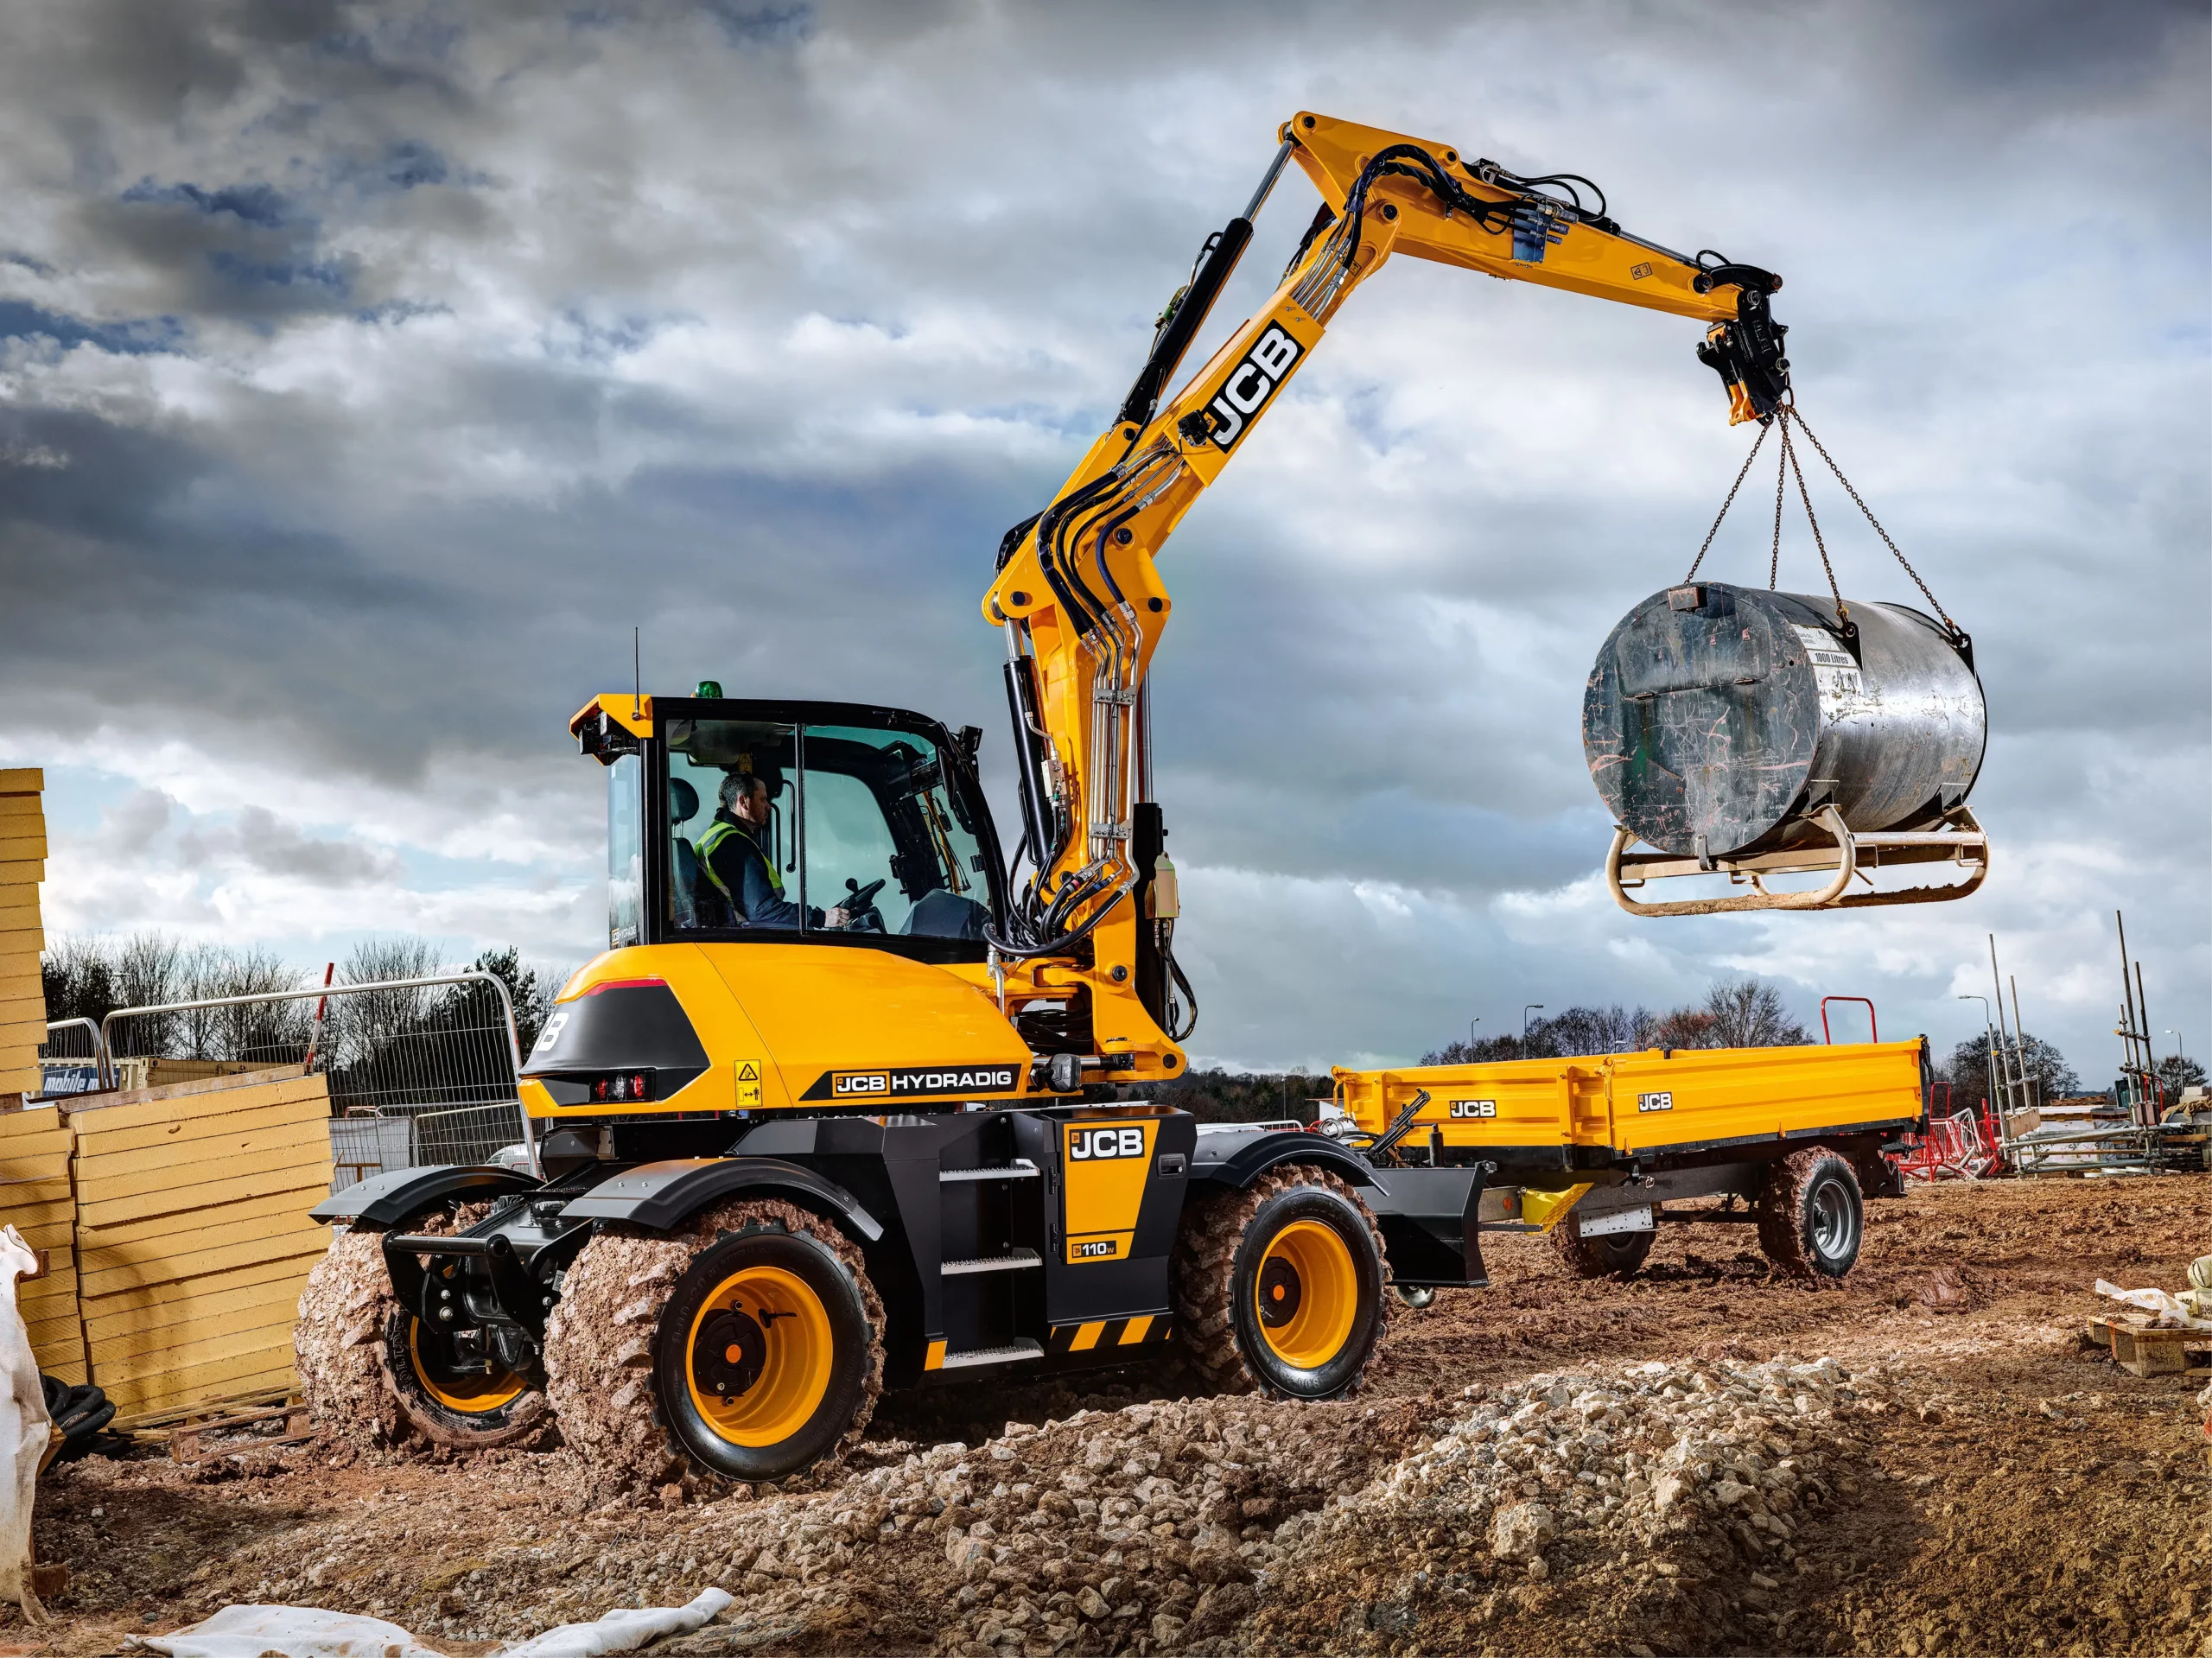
xmin=1001 ymin=655 xmax=1057 ymax=888
xmin=994 ymin=510 xmax=1044 ymax=574
xmin=1117 ymin=216 xmax=1255 ymax=429
xmin=985 ymin=877 xmax=1137 ymax=960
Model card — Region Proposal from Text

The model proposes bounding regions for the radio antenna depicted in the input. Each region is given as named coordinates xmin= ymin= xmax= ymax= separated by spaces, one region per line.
xmin=632 ymin=626 xmax=642 ymax=721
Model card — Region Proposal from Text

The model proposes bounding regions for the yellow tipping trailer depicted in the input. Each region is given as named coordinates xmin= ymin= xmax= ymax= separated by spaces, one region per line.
xmin=1332 ymin=1039 xmax=1930 ymax=1284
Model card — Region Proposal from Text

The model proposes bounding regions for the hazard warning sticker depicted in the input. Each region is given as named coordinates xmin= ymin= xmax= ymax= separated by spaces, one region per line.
xmin=735 ymin=1060 xmax=764 ymax=1108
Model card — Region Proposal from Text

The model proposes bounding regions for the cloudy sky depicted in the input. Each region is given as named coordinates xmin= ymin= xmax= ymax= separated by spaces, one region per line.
xmin=3 ymin=0 xmax=2205 ymax=1077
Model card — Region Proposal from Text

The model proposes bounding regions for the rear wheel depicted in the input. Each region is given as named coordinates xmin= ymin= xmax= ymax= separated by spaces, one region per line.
xmin=543 ymin=1197 xmax=882 ymax=1495
xmin=296 ymin=1202 xmax=548 ymax=1450
xmin=1551 ymin=1210 xmax=1658 ymax=1278
xmin=1757 ymin=1147 xmax=1864 ymax=1278
xmin=379 ymin=1304 xmax=544 ymax=1448
xmin=1170 ymin=1167 xmax=1387 ymax=1400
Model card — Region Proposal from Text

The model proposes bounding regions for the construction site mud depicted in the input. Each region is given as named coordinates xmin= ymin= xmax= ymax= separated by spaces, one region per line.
xmin=20 ymin=1174 xmax=2208 ymax=1658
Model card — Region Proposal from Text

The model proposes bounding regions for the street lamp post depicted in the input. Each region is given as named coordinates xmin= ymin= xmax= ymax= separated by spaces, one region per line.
xmin=1958 ymin=994 xmax=1994 ymax=1116
xmin=1523 ymin=1005 xmax=1544 ymax=1041
xmin=2165 ymin=1030 xmax=2183 ymax=1059
xmin=1468 ymin=1017 xmax=1481 ymax=1051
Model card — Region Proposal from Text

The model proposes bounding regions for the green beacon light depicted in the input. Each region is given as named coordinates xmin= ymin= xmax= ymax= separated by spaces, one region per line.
xmin=695 ymin=680 xmax=723 ymax=698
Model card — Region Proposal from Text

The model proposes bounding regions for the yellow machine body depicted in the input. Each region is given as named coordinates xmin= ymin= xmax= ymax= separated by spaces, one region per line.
xmin=520 ymin=938 xmax=1046 ymax=1122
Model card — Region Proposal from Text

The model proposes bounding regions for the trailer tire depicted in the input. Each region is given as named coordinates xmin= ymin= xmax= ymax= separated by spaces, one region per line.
xmin=1757 ymin=1148 xmax=1864 ymax=1278
xmin=543 ymin=1197 xmax=882 ymax=1496
xmin=1170 ymin=1166 xmax=1388 ymax=1401
xmin=1551 ymin=1211 xmax=1657 ymax=1278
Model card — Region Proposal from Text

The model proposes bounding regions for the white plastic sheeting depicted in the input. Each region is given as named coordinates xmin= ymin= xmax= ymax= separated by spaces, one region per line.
xmin=128 ymin=1588 xmax=736 ymax=1658
xmin=128 ymin=1606 xmax=445 ymax=1658
xmin=500 ymin=1589 xmax=735 ymax=1657
xmin=0 ymin=1223 xmax=52 ymax=1626
xmin=2094 ymin=1278 xmax=2212 ymax=1331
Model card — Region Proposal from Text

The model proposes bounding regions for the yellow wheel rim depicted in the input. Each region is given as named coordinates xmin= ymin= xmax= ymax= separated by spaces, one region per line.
xmin=406 ymin=1318 xmax=526 ymax=1413
xmin=1254 ymin=1219 xmax=1358 ymax=1369
xmin=684 ymin=1264 xmax=835 ymax=1448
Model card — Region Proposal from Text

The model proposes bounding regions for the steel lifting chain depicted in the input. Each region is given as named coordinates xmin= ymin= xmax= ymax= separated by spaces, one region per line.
xmin=1681 ymin=417 xmax=1768 ymax=583
xmin=1789 ymin=408 xmax=1961 ymax=638
xmin=1681 ymin=398 xmax=1961 ymax=643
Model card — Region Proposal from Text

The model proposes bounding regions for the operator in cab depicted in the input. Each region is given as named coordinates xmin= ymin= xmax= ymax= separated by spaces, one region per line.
xmin=696 ymin=772 xmax=849 ymax=931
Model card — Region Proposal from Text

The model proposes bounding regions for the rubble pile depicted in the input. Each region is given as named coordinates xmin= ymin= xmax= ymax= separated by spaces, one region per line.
xmin=54 ymin=1358 xmax=1894 ymax=1655
xmin=1252 ymin=1356 xmax=1896 ymax=1655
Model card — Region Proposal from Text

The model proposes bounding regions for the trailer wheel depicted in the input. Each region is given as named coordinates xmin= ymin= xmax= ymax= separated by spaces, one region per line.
xmin=1170 ymin=1167 xmax=1387 ymax=1401
xmin=1757 ymin=1148 xmax=1864 ymax=1278
xmin=1551 ymin=1210 xmax=1657 ymax=1278
xmin=543 ymin=1197 xmax=882 ymax=1494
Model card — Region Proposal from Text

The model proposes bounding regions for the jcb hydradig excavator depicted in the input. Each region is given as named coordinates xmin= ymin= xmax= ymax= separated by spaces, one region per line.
xmin=299 ymin=114 xmax=1908 ymax=1490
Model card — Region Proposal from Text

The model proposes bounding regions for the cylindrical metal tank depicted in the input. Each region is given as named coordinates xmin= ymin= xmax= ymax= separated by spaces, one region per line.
xmin=1583 ymin=582 xmax=1985 ymax=861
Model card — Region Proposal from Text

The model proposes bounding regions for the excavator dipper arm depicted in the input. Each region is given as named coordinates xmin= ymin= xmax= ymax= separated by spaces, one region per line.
xmin=978 ymin=112 xmax=1789 ymax=1073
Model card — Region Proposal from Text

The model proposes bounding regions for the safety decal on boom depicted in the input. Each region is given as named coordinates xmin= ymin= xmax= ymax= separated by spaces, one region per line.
xmin=801 ymin=1064 xmax=1025 ymax=1101
xmin=1195 ymin=324 xmax=1302 ymax=451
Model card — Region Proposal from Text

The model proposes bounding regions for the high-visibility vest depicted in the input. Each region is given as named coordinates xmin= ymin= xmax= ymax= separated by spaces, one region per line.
xmin=696 ymin=818 xmax=784 ymax=903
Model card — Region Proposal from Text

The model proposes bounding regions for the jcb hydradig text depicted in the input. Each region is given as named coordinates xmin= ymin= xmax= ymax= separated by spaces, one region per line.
xmin=295 ymin=114 xmax=1908 ymax=1491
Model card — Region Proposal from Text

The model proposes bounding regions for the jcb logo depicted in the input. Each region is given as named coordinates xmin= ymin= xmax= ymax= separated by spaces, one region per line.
xmin=1073 ymin=1239 xmax=1118 ymax=1259
xmin=1448 ymin=1099 xmax=1497 ymax=1120
xmin=1637 ymin=1091 xmax=1675 ymax=1114
xmin=1198 ymin=325 xmax=1302 ymax=450
xmin=1069 ymin=1127 xmax=1144 ymax=1160
xmin=833 ymin=1072 xmax=889 ymax=1096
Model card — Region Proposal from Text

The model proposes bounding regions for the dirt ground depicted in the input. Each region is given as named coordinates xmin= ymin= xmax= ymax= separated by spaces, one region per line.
xmin=15 ymin=1173 xmax=2209 ymax=1658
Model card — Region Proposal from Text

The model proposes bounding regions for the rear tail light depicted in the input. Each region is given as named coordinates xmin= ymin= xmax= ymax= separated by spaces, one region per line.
xmin=589 ymin=1071 xmax=654 ymax=1103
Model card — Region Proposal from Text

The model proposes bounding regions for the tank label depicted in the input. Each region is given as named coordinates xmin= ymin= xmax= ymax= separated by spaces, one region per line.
xmin=802 ymin=1064 xmax=1024 ymax=1100
xmin=1792 ymin=623 xmax=1869 ymax=719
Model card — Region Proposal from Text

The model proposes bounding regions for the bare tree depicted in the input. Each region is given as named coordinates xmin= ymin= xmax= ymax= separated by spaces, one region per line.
xmin=1700 ymin=979 xmax=1811 ymax=1047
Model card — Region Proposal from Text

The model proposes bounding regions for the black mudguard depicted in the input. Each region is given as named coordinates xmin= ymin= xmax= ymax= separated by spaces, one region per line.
xmin=1185 ymin=1128 xmax=1381 ymax=1193
xmin=560 ymin=1157 xmax=885 ymax=1242
xmin=1361 ymin=1166 xmax=1491 ymax=1288
xmin=311 ymin=1164 xmax=541 ymax=1228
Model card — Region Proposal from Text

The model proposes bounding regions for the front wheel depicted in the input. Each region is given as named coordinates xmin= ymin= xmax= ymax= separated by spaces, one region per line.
xmin=1757 ymin=1147 xmax=1864 ymax=1278
xmin=1172 ymin=1167 xmax=1387 ymax=1400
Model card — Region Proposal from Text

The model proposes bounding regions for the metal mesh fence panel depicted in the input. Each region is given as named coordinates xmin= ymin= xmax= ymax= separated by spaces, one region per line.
xmin=98 ymin=972 xmax=532 ymax=1190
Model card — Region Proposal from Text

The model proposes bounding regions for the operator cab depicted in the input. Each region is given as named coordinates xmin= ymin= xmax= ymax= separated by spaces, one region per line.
xmin=577 ymin=692 xmax=1006 ymax=965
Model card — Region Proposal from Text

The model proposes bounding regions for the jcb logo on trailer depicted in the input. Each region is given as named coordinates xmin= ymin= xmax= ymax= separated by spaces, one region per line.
xmin=1637 ymin=1091 xmax=1675 ymax=1114
xmin=1197 ymin=325 xmax=1302 ymax=451
xmin=1448 ymin=1099 xmax=1497 ymax=1120
xmin=1070 ymin=1126 xmax=1145 ymax=1160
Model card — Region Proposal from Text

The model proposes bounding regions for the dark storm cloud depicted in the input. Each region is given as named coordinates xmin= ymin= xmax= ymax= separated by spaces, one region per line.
xmin=0 ymin=0 xmax=2202 ymax=1070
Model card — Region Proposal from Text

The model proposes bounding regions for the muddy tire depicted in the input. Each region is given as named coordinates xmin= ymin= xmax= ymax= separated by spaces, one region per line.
xmin=543 ymin=1197 xmax=882 ymax=1496
xmin=1168 ymin=1166 xmax=1388 ymax=1401
xmin=1551 ymin=1210 xmax=1658 ymax=1278
xmin=296 ymin=1223 xmax=409 ymax=1448
xmin=297 ymin=1203 xmax=548 ymax=1449
xmin=1757 ymin=1147 xmax=1865 ymax=1278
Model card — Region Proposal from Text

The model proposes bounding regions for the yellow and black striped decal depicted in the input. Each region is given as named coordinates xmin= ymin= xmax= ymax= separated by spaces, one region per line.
xmin=1047 ymin=1316 xmax=1173 ymax=1356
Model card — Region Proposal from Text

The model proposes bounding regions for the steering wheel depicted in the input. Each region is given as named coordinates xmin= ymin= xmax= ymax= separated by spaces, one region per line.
xmin=842 ymin=878 xmax=887 ymax=932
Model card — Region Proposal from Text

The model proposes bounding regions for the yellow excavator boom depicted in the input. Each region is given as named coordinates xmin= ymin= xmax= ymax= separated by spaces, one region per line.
xmin=980 ymin=113 xmax=1790 ymax=1070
